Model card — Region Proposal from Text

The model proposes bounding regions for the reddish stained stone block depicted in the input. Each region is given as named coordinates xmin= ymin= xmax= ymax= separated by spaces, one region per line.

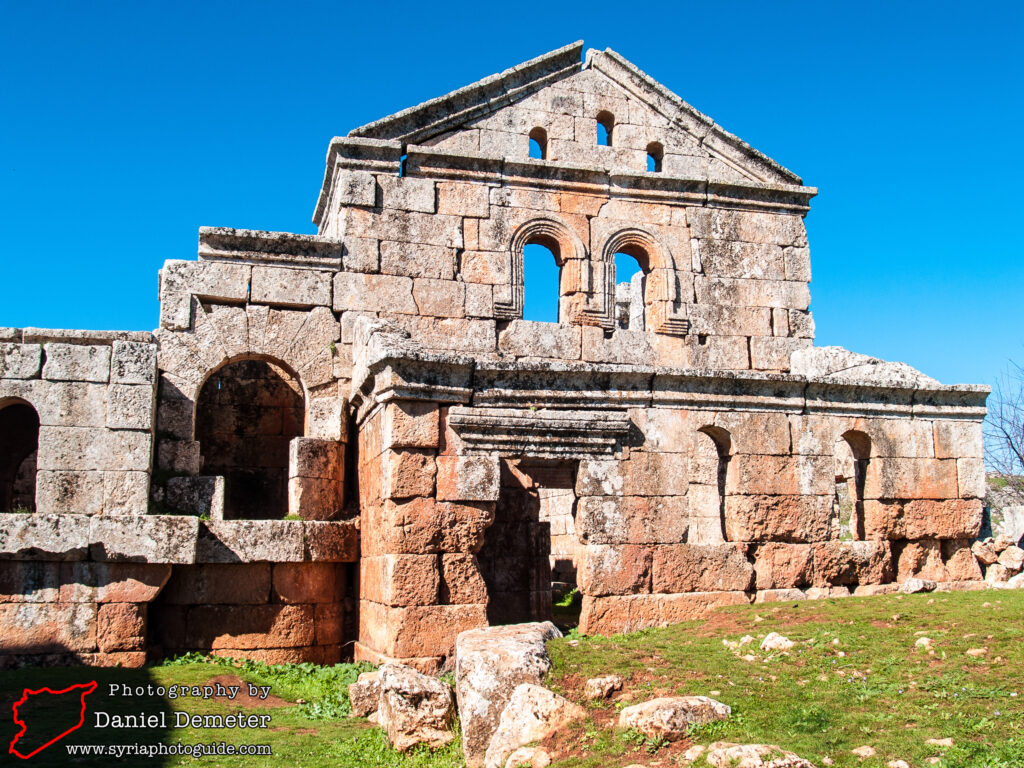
xmin=361 ymin=498 xmax=494 ymax=556
xmin=896 ymin=540 xmax=946 ymax=581
xmin=725 ymin=454 xmax=833 ymax=497
xmin=91 ymin=651 xmax=147 ymax=668
xmin=272 ymin=562 xmax=338 ymax=604
xmin=160 ymin=563 xmax=271 ymax=605
xmin=303 ymin=520 xmax=359 ymax=562
xmin=651 ymin=543 xmax=754 ymax=594
xmin=577 ymin=544 xmax=653 ymax=596
xmin=578 ymin=592 xmax=751 ymax=635
xmin=866 ymin=498 xmax=983 ymax=542
xmin=436 ymin=455 xmax=500 ymax=502
xmin=942 ymin=539 xmax=983 ymax=581
xmin=315 ymin=602 xmax=344 ymax=646
xmin=97 ymin=602 xmax=146 ymax=653
xmin=724 ymin=495 xmax=833 ymax=543
xmin=576 ymin=496 xmax=688 ymax=546
xmin=382 ymin=449 xmax=436 ymax=500
xmin=359 ymin=600 xmax=486 ymax=659
xmin=752 ymin=543 xmax=813 ymax=589
xmin=360 ymin=555 xmax=439 ymax=607
xmin=863 ymin=458 xmax=959 ymax=500
xmin=382 ymin=401 xmax=440 ymax=450
xmin=903 ymin=499 xmax=982 ymax=540
xmin=810 ymin=541 xmax=893 ymax=586
xmin=440 ymin=554 xmax=488 ymax=605
xmin=186 ymin=604 xmax=315 ymax=650
xmin=0 ymin=603 xmax=97 ymax=653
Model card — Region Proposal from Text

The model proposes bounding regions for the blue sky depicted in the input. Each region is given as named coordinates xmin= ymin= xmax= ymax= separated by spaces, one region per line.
xmin=1 ymin=1 xmax=1021 ymax=388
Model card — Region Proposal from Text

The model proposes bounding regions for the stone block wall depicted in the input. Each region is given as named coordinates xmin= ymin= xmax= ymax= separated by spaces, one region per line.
xmin=0 ymin=329 xmax=157 ymax=516
xmin=353 ymin=399 xmax=496 ymax=672
xmin=150 ymin=562 xmax=348 ymax=665
xmin=574 ymin=408 xmax=985 ymax=634
xmin=0 ymin=514 xmax=357 ymax=667
xmin=0 ymin=560 xmax=170 ymax=668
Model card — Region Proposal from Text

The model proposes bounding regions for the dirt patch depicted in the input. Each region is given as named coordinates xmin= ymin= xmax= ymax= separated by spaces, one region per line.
xmin=540 ymin=711 xmax=695 ymax=767
xmin=205 ymin=674 xmax=291 ymax=708
xmin=693 ymin=605 xmax=825 ymax=637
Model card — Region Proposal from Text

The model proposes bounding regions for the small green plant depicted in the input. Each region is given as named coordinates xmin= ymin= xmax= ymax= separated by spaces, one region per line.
xmin=619 ymin=727 xmax=668 ymax=754
xmin=9 ymin=505 xmax=33 ymax=513
xmin=283 ymin=514 xmax=302 ymax=521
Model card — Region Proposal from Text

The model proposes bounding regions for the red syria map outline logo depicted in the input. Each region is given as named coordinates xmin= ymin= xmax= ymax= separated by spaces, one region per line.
xmin=8 ymin=680 xmax=97 ymax=759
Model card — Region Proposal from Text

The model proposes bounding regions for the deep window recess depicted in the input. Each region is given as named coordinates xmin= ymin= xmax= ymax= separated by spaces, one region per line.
xmin=528 ymin=127 xmax=547 ymax=159
xmin=596 ymin=111 xmax=614 ymax=146
xmin=646 ymin=142 xmax=664 ymax=172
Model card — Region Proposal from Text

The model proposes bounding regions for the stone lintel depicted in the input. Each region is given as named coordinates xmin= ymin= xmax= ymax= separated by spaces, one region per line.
xmin=20 ymin=328 xmax=156 ymax=346
xmin=447 ymin=406 xmax=631 ymax=458
xmin=349 ymin=345 xmax=987 ymax=423
xmin=198 ymin=227 xmax=343 ymax=270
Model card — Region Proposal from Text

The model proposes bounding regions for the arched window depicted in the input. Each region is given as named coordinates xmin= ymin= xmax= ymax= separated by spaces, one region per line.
xmin=0 ymin=401 xmax=39 ymax=513
xmin=834 ymin=431 xmax=870 ymax=540
xmin=613 ymin=252 xmax=645 ymax=330
xmin=195 ymin=358 xmax=304 ymax=520
xmin=690 ymin=426 xmax=731 ymax=544
xmin=528 ymin=127 xmax=547 ymax=160
xmin=522 ymin=242 xmax=560 ymax=323
xmin=596 ymin=111 xmax=614 ymax=146
xmin=646 ymin=142 xmax=664 ymax=172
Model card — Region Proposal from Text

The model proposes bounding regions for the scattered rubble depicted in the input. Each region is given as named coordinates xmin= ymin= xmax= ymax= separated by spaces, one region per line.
xmin=618 ymin=696 xmax=731 ymax=741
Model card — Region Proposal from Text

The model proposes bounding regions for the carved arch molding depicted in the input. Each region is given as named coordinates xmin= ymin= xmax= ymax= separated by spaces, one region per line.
xmin=498 ymin=217 xmax=689 ymax=336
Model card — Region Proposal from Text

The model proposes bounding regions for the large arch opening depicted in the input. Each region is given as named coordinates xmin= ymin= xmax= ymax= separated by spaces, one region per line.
xmin=195 ymin=358 xmax=304 ymax=520
xmin=0 ymin=401 xmax=39 ymax=513
xmin=690 ymin=426 xmax=731 ymax=544
xmin=834 ymin=431 xmax=870 ymax=540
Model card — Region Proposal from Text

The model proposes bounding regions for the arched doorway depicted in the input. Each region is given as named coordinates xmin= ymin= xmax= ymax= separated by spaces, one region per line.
xmin=195 ymin=358 xmax=304 ymax=519
xmin=0 ymin=401 xmax=40 ymax=512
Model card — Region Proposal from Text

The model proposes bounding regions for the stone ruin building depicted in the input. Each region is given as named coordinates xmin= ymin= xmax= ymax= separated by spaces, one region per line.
xmin=0 ymin=42 xmax=989 ymax=672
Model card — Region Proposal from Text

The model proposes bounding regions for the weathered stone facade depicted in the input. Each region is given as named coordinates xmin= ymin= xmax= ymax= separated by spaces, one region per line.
xmin=0 ymin=43 xmax=988 ymax=670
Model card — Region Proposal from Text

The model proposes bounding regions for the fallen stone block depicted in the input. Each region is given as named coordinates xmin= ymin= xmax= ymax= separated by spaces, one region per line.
xmin=378 ymin=663 xmax=455 ymax=752
xmin=618 ymin=695 xmax=730 ymax=741
xmin=484 ymin=684 xmax=585 ymax=768
xmin=456 ymin=621 xmax=561 ymax=768
xmin=348 ymin=670 xmax=381 ymax=718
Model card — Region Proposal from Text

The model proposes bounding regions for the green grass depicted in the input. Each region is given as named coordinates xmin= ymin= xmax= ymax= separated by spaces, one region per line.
xmin=543 ymin=589 xmax=1024 ymax=768
xmin=2 ymin=590 xmax=1022 ymax=767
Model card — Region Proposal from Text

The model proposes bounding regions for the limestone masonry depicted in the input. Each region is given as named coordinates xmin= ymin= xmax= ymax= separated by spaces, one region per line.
xmin=0 ymin=43 xmax=989 ymax=671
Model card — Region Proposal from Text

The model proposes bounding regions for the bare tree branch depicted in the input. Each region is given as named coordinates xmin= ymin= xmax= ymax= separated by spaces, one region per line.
xmin=984 ymin=361 xmax=1024 ymax=497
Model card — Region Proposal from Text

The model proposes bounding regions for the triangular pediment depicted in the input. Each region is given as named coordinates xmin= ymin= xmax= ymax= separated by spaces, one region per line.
xmin=349 ymin=43 xmax=802 ymax=186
